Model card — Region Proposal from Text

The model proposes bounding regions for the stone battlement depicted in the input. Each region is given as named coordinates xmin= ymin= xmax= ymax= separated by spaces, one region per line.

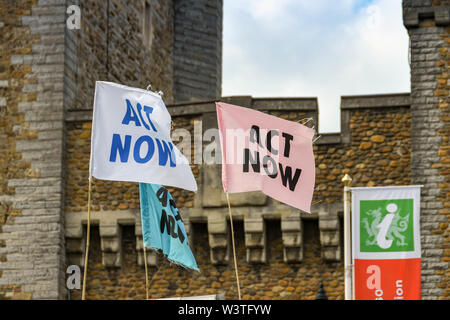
xmin=64 ymin=92 xmax=412 ymax=271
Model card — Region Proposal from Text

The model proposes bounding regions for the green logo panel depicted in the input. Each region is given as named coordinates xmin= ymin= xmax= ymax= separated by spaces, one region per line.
xmin=359 ymin=199 xmax=414 ymax=252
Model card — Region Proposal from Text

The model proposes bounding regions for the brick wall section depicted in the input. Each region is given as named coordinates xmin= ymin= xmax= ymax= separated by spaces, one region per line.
xmin=435 ymin=14 xmax=450 ymax=301
xmin=64 ymin=95 xmax=412 ymax=300
xmin=0 ymin=0 xmax=36 ymax=300
xmin=403 ymin=0 xmax=450 ymax=299
xmin=173 ymin=0 xmax=223 ymax=102
xmin=0 ymin=0 xmax=67 ymax=299
xmin=314 ymin=105 xmax=412 ymax=204
xmin=71 ymin=221 xmax=344 ymax=300
xmin=437 ymin=28 xmax=450 ymax=300
xmin=64 ymin=115 xmax=201 ymax=214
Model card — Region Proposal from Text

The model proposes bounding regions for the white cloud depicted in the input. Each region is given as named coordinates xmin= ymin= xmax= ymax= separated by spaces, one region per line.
xmin=222 ymin=0 xmax=410 ymax=133
xmin=246 ymin=0 xmax=294 ymax=21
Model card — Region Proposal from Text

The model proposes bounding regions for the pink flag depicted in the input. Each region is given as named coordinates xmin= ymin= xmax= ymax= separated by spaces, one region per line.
xmin=216 ymin=102 xmax=316 ymax=213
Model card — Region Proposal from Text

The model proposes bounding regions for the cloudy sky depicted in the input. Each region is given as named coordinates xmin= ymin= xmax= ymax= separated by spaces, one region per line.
xmin=222 ymin=0 xmax=410 ymax=133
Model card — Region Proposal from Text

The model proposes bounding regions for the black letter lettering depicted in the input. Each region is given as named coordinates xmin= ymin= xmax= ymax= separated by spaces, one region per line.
xmin=266 ymin=130 xmax=279 ymax=155
xmin=282 ymin=132 xmax=294 ymax=157
xmin=170 ymin=199 xmax=182 ymax=222
xmin=156 ymin=187 xmax=168 ymax=207
xmin=168 ymin=215 xmax=178 ymax=238
xmin=278 ymin=163 xmax=302 ymax=191
xmin=160 ymin=209 xmax=170 ymax=234
xmin=262 ymin=155 xmax=278 ymax=178
xmin=249 ymin=125 xmax=263 ymax=147
xmin=177 ymin=225 xmax=186 ymax=244
xmin=243 ymin=148 xmax=260 ymax=173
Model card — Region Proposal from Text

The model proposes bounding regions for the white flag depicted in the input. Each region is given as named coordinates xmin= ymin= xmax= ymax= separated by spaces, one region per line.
xmin=89 ymin=81 xmax=197 ymax=192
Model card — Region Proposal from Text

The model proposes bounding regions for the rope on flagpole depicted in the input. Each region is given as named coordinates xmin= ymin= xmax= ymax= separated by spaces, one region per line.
xmin=143 ymin=243 xmax=149 ymax=299
xmin=225 ymin=192 xmax=241 ymax=300
xmin=299 ymin=117 xmax=321 ymax=144
xmin=146 ymin=83 xmax=164 ymax=97
xmin=81 ymin=176 xmax=93 ymax=300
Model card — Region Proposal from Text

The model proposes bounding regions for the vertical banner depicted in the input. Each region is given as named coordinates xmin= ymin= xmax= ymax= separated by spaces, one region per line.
xmin=352 ymin=186 xmax=421 ymax=300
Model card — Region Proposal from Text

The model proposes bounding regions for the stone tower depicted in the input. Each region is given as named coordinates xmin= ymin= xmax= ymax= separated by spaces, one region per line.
xmin=403 ymin=0 xmax=449 ymax=299
xmin=0 ymin=0 xmax=222 ymax=300
xmin=173 ymin=0 xmax=223 ymax=102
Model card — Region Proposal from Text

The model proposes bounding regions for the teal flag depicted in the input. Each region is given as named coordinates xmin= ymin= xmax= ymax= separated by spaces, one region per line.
xmin=139 ymin=183 xmax=199 ymax=271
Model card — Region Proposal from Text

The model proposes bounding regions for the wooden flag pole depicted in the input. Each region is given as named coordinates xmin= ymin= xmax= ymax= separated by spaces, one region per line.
xmin=143 ymin=243 xmax=149 ymax=299
xmin=225 ymin=193 xmax=241 ymax=300
xmin=81 ymin=177 xmax=93 ymax=300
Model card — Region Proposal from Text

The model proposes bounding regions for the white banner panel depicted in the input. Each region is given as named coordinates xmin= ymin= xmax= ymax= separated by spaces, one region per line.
xmin=351 ymin=186 xmax=422 ymax=300
xmin=89 ymin=81 xmax=197 ymax=192
xmin=351 ymin=186 xmax=421 ymax=260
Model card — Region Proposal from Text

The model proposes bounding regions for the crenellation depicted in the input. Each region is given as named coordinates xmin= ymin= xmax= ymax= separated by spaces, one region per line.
xmin=244 ymin=217 xmax=266 ymax=264
xmin=100 ymin=223 xmax=122 ymax=268
xmin=281 ymin=215 xmax=303 ymax=263
xmin=207 ymin=216 xmax=230 ymax=265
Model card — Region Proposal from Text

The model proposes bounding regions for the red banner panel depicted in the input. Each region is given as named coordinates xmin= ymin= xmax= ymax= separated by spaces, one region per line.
xmin=354 ymin=258 xmax=421 ymax=300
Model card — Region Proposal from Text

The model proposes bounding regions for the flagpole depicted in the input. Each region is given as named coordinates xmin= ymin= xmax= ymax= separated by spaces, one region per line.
xmin=342 ymin=174 xmax=353 ymax=300
xmin=81 ymin=176 xmax=93 ymax=300
xmin=143 ymin=243 xmax=149 ymax=299
xmin=225 ymin=193 xmax=241 ymax=300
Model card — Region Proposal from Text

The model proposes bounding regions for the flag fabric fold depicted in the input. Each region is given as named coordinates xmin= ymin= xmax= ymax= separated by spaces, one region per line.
xmin=216 ymin=102 xmax=316 ymax=213
xmin=90 ymin=81 xmax=197 ymax=192
xmin=139 ymin=183 xmax=199 ymax=271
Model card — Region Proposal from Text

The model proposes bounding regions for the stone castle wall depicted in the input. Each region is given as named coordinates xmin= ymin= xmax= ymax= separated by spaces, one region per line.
xmin=64 ymin=94 xmax=413 ymax=300
xmin=71 ymin=220 xmax=344 ymax=300
xmin=403 ymin=0 xmax=449 ymax=299
xmin=66 ymin=0 xmax=175 ymax=113
xmin=0 ymin=0 xmax=68 ymax=300
xmin=173 ymin=0 xmax=223 ymax=102
xmin=0 ymin=0 xmax=448 ymax=300
xmin=0 ymin=0 xmax=222 ymax=299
